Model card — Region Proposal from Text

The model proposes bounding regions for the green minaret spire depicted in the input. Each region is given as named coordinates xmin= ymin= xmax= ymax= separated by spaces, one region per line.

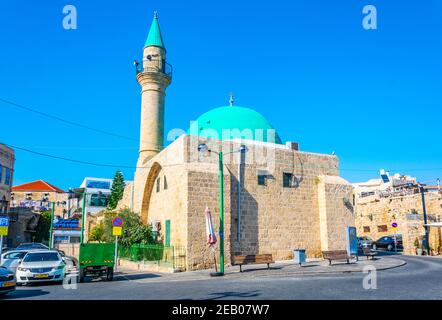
xmin=145 ymin=11 xmax=165 ymax=49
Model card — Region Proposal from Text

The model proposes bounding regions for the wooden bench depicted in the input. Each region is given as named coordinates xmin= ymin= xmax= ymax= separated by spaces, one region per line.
xmin=362 ymin=247 xmax=378 ymax=260
xmin=322 ymin=250 xmax=357 ymax=265
xmin=232 ymin=254 xmax=274 ymax=272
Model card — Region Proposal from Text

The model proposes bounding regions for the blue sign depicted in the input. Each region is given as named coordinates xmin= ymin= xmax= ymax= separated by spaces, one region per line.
xmin=86 ymin=180 xmax=111 ymax=190
xmin=112 ymin=217 xmax=123 ymax=227
xmin=53 ymin=218 xmax=80 ymax=230
xmin=0 ymin=216 xmax=10 ymax=227
xmin=346 ymin=226 xmax=358 ymax=256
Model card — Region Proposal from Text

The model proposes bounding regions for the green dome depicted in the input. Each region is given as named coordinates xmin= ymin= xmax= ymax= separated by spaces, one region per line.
xmin=189 ymin=106 xmax=282 ymax=144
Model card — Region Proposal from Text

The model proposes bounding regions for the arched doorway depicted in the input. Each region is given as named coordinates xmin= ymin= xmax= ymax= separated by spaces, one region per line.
xmin=140 ymin=162 xmax=162 ymax=224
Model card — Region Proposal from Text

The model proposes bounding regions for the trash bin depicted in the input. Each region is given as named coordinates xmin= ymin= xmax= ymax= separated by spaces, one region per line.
xmin=293 ymin=249 xmax=306 ymax=265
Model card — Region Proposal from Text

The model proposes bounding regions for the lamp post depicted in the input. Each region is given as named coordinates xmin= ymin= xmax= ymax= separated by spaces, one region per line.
xmin=80 ymin=191 xmax=86 ymax=244
xmin=198 ymin=143 xmax=248 ymax=276
xmin=49 ymin=202 xmax=55 ymax=249
xmin=418 ymin=184 xmax=431 ymax=255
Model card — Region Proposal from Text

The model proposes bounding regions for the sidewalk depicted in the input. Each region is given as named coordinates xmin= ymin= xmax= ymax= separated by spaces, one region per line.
xmin=116 ymin=256 xmax=406 ymax=283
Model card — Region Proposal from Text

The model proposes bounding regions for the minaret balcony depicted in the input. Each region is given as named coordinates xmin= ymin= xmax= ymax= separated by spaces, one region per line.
xmin=135 ymin=62 xmax=173 ymax=80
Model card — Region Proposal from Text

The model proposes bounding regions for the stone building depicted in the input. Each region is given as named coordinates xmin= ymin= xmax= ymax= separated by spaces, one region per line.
xmin=11 ymin=180 xmax=68 ymax=216
xmin=354 ymin=173 xmax=442 ymax=255
xmin=119 ymin=13 xmax=355 ymax=271
xmin=0 ymin=144 xmax=15 ymax=214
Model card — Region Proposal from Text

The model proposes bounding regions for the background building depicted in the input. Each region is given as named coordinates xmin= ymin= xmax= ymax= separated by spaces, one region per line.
xmin=0 ymin=144 xmax=15 ymax=214
xmin=11 ymin=180 xmax=67 ymax=215
xmin=354 ymin=171 xmax=442 ymax=255
xmin=78 ymin=177 xmax=113 ymax=215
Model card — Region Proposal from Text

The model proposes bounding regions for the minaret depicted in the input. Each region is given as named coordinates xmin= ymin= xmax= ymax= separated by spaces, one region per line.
xmin=136 ymin=12 xmax=172 ymax=163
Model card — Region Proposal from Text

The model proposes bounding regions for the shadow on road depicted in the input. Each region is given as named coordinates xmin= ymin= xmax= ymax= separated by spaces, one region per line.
xmin=207 ymin=290 xmax=261 ymax=300
xmin=113 ymin=273 xmax=162 ymax=282
xmin=1 ymin=289 xmax=50 ymax=299
xmin=238 ymin=266 xmax=283 ymax=273
xmin=358 ymin=249 xmax=403 ymax=258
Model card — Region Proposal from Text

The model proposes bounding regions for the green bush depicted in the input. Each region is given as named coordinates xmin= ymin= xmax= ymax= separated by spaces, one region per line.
xmin=89 ymin=208 xmax=155 ymax=246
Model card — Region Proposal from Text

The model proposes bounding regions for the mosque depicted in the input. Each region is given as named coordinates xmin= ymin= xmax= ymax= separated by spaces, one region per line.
xmin=119 ymin=13 xmax=355 ymax=271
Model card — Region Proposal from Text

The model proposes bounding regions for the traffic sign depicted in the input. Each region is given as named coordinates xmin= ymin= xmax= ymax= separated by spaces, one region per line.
xmin=112 ymin=226 xmax=122 ymax=236
xmin=0 ymin=216 xmax=9 ymax=227
xmin=0 ymin=226 xmax=8 ymax=236
xmin=0 ymin=216 xmax=9 ymax=236
xmin=112 ymin=217 xmax=123 ymax=227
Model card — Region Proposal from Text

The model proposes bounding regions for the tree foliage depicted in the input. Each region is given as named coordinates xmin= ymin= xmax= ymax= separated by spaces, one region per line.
xmin=89 ymin=221 xmax=105 ymax=242
xmin=88 ymin=208 xmax=154 ymax=246
xmin=33 ymin=211 xmax=51 ymax=243
xmin=107 ymin=171 xmax=126 ymax=210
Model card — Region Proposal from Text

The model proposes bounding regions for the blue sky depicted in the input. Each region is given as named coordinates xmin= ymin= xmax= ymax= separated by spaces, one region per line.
xmin=0 ymin=0 xmax=441 ymax=190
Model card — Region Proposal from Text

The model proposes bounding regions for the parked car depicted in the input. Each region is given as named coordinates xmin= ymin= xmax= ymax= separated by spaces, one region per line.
xmin=15 ymin=243 xmax=65 ymax=257
xmin=15 ymin=243 xmax=49 ymax=251
xmin=1 ymin=247 xmax=13 ymax=254
xmin=1 ymin=250 xmax=29 ymax=273
xmin=372 ymin=235 xmax=403 ymax=251
xmin=16 ymin=250 xmax=66 ymax=285
xmin=357 ymin=236 xmax=373 ymax=248
xmin=0 ymin=266 xmax=16 ymax=295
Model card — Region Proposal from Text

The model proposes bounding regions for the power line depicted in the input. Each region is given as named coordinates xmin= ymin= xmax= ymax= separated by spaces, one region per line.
xmin=4 ymin=143 xmax=183 ymax=170
xmin=0 ymin=97 xmax=139 ymax=142
xmin=7 ymin=143 xmax=139 ymax=169
xmin=6 ymin=142 xmax=442 ymax=174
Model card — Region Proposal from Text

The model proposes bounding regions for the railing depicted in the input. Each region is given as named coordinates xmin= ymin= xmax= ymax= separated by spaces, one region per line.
xmin=118 ymin=244 xmax=185 ymax=270
xmin=135 ymin=61 xmax=173 ymax=78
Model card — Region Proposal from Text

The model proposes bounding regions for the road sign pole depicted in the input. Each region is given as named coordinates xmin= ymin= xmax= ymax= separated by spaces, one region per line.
xmin=114 ymin=235 xmax=118 ymax=272
xmin=0 ymin=235 xmax=3 ymax=264
xmin=394 ymin=230 xmax=397 ymax=253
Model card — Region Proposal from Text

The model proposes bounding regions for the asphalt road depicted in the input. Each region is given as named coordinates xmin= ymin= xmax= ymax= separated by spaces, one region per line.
xmin=2 ymin=255 xmax=442 ymax=300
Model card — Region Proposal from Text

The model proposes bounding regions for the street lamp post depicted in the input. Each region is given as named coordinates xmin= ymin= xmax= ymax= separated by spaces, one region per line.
xmin=80 ymin=191 xmax=87 ymax=244
xmin=418 ymin=184 xmax=431 ymax=255
xmin=49 ymin=202 xmax=55 ymax=249
xmin=218 ymin=151 xmax=225 ymax=275
xmin=198 ymin=143 xmax=248 ymax=276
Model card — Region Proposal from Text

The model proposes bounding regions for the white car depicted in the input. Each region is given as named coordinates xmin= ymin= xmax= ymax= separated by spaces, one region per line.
xmin=16 ymin=250 xmax=66 ymax=285
xmin=1 ymin=250 xmax=29 ymax=273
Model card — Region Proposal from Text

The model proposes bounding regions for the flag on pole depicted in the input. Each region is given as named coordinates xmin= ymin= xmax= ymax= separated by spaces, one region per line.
xmin=205 ymin=206 xmax=217 ymax=246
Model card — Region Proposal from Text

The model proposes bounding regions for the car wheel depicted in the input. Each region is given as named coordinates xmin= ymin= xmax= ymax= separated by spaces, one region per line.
xmin=372 ymin=244 xmax=377 ymax=250
xmin=79 ymin=269 xmax=85 ymax=283
xmin=106 ymin=267 xmax=114 ymax=281
xmin=387 ymin=244 xmax=393 ymax=251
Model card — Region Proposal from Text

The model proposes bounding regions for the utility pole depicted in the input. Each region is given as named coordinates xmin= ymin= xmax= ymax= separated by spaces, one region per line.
xmin=80 ymin=192 xmax=87 ymax=244
xmin=49 ymin=202 xmax=55 ymax=249
xmin=419 ymin=184 xmax=431 ymax=255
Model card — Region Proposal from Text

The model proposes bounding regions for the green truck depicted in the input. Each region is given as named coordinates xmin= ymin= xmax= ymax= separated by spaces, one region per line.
xmin=78 ymin=243 xmax=115 ymax=282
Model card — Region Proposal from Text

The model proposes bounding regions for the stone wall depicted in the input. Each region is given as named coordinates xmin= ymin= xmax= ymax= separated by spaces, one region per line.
xmin=183 ymin=136 xmax=353 ymax=270
xmin=317 ymin=175 xmax=355 ymax=251
xmin=355 ymin=192 xmax=442 ymax=254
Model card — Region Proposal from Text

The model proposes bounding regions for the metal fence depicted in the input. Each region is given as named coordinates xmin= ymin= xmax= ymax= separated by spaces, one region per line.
xmin=118 ymin=244 xmax=186 ymax=270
